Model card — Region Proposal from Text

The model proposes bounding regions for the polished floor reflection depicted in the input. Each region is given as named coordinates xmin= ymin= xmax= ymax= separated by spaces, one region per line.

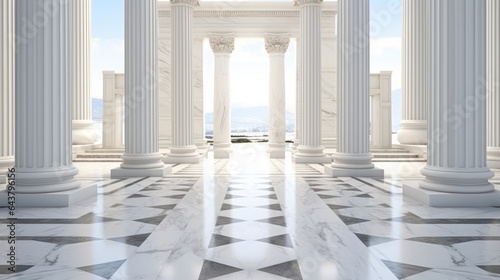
xmin=1 ymin=144 xmax=500 ymax=280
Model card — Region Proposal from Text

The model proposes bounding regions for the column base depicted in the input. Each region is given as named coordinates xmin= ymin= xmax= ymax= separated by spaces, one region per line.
xmin=0 ymin=183 xmax=97 ymax=207
xmin=397 ymin=120 xmax=427 ymax=145
xmin=331 ymin=153 xmax=375 ymax=169
xmin=164 ymin=145 xmax=202 ymax=164
xmin=0 ymin=156 xmax=14 ymax=184
xmin=268 ymin=143 xmax=285 ymax=159
xmin=198 ymin=148 xmax=210 ymax=158
xmin=121 ymin=153 xmax=165 ymax=170
xmin=111 ymin=165 xmax=172 ymax=178
xmin=213 ymin=143 xmax=232 ymax=159
xmin=195 ymin=138 xmax=209 ymax=150
xmin=324 ymin=166 xmax=384 ymax=178
xmin=72 ymin=120 xmax=98 ymax=145
xmin=487 ymin=147 xmax=500 ymax=169
xmin=404 ymin=182 xmax=500 ymax=207
xmin=15 ymin=166 xmax=81 ymax=193
xmin=420 ymin=166 xmax=494 ymax=193
xmin=292 ymin=146 xmax=331 ymax=164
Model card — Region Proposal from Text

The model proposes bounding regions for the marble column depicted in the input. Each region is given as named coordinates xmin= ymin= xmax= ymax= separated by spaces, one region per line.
xmin=266 ymin=34 xmax=290 ymax=159
xmin=209 ymin=34 xmax=234 ymax=158
xmin=164 ymin=0 xmax=202 ymax=164
xmin=10 ymin=0 xmax=96 ymax=206
xmin=194 ymin=36 xmax=207 ymax=150
xmin=487 ymin=0 xmax=500 ymax=168
xmin=0 ymin=0 xmax=15 ymax=184
xmin=0 ymin=0 xmax=14 ymax=184
xmin=397 ymin=0 xmax=427 ymax=145
xmin=404 ymin=0 xmax=498 ymax=207
xmin=326 ymin=0 xmax=383 ymax=178
xmin=292 ymin=0 xmax=331 ymax=164
xmin=291 ymin=37 xmax=301 ymax=153
xmin=71 ymin=0 xmax=97 ymax=145
xmin=111 ymin=0 xmax=170 ymax=178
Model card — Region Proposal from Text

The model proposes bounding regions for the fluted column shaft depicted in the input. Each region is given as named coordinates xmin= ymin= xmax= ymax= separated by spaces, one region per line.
xmin=164 ymin=0 xmax=201 ymax=164
xmin=292 ymin=37 xmax=301 ymax=152
xmin=113 ymin=0 xmax=165 ymax=176
xmin=71 ymin=0 xmax=96 ymax=145
xmin=397 ymin=0 xmax=428 ymax=145
xmin=266 ymin=34 xmax=290 ymax=159
xmin=210 ymin=34 xmax=234 ymax=158
xmin=15 ymin=0 xmax=80 ymax=193
xmin=420 ymin=0 xmax=493 ymax=193
xmin=0 ymin=0 xmax=14 ymax=184
xmin=327 ymin=0 xmax=383 ymax=178
xmin=487 ymin=0 xmax=500 ymax=168
xmin=293 ymin=0 xmax=330 ymax=164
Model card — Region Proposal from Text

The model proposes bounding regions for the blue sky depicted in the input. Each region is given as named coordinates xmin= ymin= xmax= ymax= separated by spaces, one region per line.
xmin=90 ymin=0 xmax=402 ymax=113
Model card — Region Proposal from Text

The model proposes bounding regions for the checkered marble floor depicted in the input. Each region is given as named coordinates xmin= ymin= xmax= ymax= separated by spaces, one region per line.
xmin=1 ymin=145 xmax=500 ymax=280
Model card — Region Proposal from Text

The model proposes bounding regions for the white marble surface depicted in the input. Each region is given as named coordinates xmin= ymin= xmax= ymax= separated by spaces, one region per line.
xmin=349 ymin=221 xmax=500 ymax=240
xmin=2 ymin=266 xmax=107 ymax=280
xmin=371 ymin=240 xmax=471 ymax=268
xmin=274 ymin=176 xmax=398 ymax=280
xmin=405 ymin=267 xmax=500 ymax=280
xmin=2 ymin=149 xmax=500 ymax=279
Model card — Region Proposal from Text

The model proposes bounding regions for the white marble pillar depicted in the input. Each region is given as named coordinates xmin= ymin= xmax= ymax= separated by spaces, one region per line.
xmin=0 ymin=0 xmax=14 ymax=184
xmin=326 ymin=0 xmax=383 ymax=178
xmin=321 ymin=36 xmax=338 ymax=150
xmin=194 ymin=36 xmax=207 ymax=150
xmin=9 ymin=0 xmax=96 ymax=206
xmin=487 ymin=0 xmax=500 ymax=169
xmin=111 ymin=0 xmax=170 ymax=178
xmin=164 ymin=0 xmax=202 ymax=164
xmin=292 ymin=0 xmax=331 ymax=164
xmin=404 ymin=0 xmax=498 ymax=207
xmin=209 ymin=34 xmax=234 ymax=158
xmin=266 ymin=34 xmax=290 ymax=159
xmin=158 ymin=28 xmax=171 ymax=149
xmin=71 ymin=0 xmax=97 ymax=145
xmin=397 ymin=0 xmax=427 ymax=145
xmin=291 ymin=37 xmax=301 ymax=153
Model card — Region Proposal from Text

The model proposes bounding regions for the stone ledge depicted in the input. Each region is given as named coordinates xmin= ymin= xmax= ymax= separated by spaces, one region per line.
xmin=403 ymin=182 xmax=500 ymax=207
xmin=0 ymin=183 xmax=97 ymax=207
xmin=292 ymin=155 xmax=332 ymax=164
xmin=111 ymin=166 xmax=172 ymax=179
xmin=324 ymin=166 xmax=384 ymax=179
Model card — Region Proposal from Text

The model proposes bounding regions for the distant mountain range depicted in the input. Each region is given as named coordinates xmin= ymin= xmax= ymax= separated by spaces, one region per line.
xmin=92 ymin=88 xmax=403 ymax=133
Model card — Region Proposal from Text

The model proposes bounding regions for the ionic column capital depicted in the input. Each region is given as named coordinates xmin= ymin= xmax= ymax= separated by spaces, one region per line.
xmin=209 ymin=34 xmax=235 ymax=54
xmin=265 ymin=34 xmax=290 ymax=54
